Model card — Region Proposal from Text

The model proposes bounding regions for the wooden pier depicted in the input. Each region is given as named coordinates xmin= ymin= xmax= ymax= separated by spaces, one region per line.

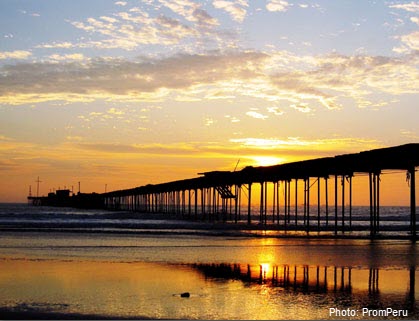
xmin=102 ymin=143 xmax=419 ymax=240
xmin=27 ymin=144 xmax=418 ymax=239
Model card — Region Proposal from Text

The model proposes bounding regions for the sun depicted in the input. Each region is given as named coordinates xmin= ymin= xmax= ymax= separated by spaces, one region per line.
xmin=251 ymin=156 xmax=285 ymax=167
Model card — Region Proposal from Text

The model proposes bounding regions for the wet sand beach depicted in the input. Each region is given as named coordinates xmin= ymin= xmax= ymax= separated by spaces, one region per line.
xmin=0 ymin=204 xmax=418 ymax=319
xmin=0 ymin=228 xmax=418 ymax=320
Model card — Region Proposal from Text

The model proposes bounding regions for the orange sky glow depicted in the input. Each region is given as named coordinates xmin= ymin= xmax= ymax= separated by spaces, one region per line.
xmin=0 ymin=0 xmax=418 ymax=204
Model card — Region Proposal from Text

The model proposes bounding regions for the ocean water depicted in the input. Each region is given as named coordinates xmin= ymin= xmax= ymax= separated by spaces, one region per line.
xmin=0 ymin=203 xmax=418 ymax=319
xmin=0 ymin=203 xmax=417 ymax=234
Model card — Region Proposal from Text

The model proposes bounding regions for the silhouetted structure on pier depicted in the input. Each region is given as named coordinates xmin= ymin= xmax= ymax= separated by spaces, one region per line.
xmin=28 ymin=190 xmax=103 ymax=209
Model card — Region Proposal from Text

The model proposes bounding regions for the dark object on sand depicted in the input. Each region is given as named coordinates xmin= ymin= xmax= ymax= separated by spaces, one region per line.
xmin=180 ymin=292 xmax=190 ymax=298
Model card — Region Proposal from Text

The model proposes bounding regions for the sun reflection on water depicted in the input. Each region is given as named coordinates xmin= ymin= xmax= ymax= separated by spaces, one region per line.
xmin=0 ymin=232 xmax=418 ymax=320
xmin=257 ymin=240 xmax=276 ymax=277
xmin=260 ymin=262 xmax=271 ymax=277
xmin=0 ymin=256 xmax=417 ymax=319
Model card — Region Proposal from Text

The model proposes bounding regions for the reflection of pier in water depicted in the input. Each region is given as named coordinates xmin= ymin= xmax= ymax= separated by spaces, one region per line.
xmin=192 ymin=263 xmax=354 ymax=293
xmin=191 ymin=263 xmax=417 ymax=308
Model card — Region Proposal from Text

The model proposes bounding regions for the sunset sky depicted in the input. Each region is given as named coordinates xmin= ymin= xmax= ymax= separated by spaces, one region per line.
xmin=1 ymin=0 xmax=418 ymax=202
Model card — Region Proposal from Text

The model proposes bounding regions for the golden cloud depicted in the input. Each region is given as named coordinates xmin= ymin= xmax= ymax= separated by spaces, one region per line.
xmin=0 ymin=50 xmax=32 ymax=60
xmin=1 ymin=50 xmax=417 ymax=112
xmin=213 ymin=0 xmax=248 ymax=22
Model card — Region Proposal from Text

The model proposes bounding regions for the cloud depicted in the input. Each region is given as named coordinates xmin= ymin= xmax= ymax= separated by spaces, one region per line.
xmin=0 ymin=51 xmax=267 ymax=104
xmin=266 ymin=0 xmax=290 ymax=12
xmin=213 ymin=0 xmax=248 ymax=22
xmin=229 ymin=137 xmax=382 ymax=153
xmin=107 ymin=107 xmax=125 ymax=115
xmin=246 ymin=111 xmax=268 ymax=119
xmin=66 ymin=136 xmax=84 ymax=141
xmin=400 ymin=129 xmax=419 ymax=140
xmin=115 ymin=1 xmax=127 ymax=6
xmin=0 ymin=131 xmax=387 ymax=200
xmin=32 ymin=3 xmax=222 ymax=53
xmin=0 ymin=159 xmax=19 ymax=171
xmin=204 ymin=117 xmax=215 ymax=126
xmin=19 ymin=10 xmax=41 ymax=17
xmin=387 ymin=1 xmax=419 ymax=53
xmin=158 ymin=0 xmax=219 ymax=27
xmin=230 ymin=137 xmax=317 ymax=148
xmin=411 ymin=17 xmax=419 ymax=25
xmin=158 ymin=0 xmax=198 ymax=18
xmin=400 ymin=31 xmax=419 ymax=50
xmin=48 ymin=53 xmax=86 ymax=61
xmin=389 ymin=2 xmax=419 ymax=13
xmin=1 ymin=50 xmax=417 ymax=112
xmin=0 ymin=50 xmax=32 ymax=60
xmin=267 ymin=106 xmax=284 ymax=115
xmin=61 ymin=5 xmax=222 ymax=51
xmin=74 ymin=137 xmax=380 ymax=161
xmin=274 ymin=51 xmax=419 ymax=103
xmin=0 ymin=135 xmax=11 ymax=140
xmin=36 ymin=41 xmax=75 ymax=49
xmin=192 ymin=8 xmax=220 ymax=26
xmin=75 ymin=141 xmax=238 ymax=156
xmin=290 ymin=103 xmax=311 ymax=113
